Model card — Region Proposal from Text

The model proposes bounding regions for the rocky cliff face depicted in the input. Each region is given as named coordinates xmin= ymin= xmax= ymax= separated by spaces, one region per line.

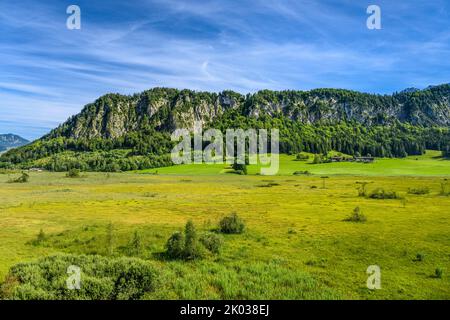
xmin=47 ymin=85 xmax=450 ymax=140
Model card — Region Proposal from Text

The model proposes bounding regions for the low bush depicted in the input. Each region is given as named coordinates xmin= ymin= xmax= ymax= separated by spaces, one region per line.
xmin=312 ymin=154 xmax=323 ymax=164
xmin=295 ymin=153 xmax=309 ymax=161
xmin=0 ymin=254 xmax=158 ymax=300
xmin=66 ymin=168 xmax=81 ymax=178
xmin=166 ymin=232 xmax=184 ymax=259
xmin=232 ymin=163 xmax=247 ymax=175
xmin=165 ymin=221 xmax=204 ymax=260
xmin=199 ymin=233 xmax=224 ymax=254
xmin=219 ymin=213 xmax=245 ymax=234
xmin=343 ymin=207 xmax=367 ymax=223
xmin=8 ymin=172 xmax=29 ymax=183
xmin=368 ymin=188 xmax=399 ymax=199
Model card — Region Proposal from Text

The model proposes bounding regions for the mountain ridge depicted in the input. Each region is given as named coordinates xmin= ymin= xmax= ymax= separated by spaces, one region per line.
xmin=47 ymin=84 xmax=450 ymax=140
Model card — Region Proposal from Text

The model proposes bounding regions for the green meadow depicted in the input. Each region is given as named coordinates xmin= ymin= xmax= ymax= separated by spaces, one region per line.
xmin=0 ymin=150 xmax=449 ymax=299
xmin=142 ymin=150 xmax=450 ymax=176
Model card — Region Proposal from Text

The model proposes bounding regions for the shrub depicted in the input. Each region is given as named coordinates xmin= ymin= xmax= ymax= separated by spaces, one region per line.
xmin=344 ymin=207 xmax=367 ymax=223
xmin=200 ymin=233 xmax=224 ymax=254
xmin=66 ymin=168 xmax=81 ymax=178
xmin=312 ymin=154 xmax=323 ymax=164
xmin=295 ymin=153 xmax=309 ymax=161
xmin=166 ymin=232 xmax=184 ymax=259
xmin=165 ymin=221 xmax=203 ymax=260
xmin=368 ymin=188 xmax=399 ymax=199
xmin=407 ymin=187 xmax=430 ymax=195
xmin=219 ymin=213 xmax=245 ymax=234
xmin=8 ymin=172 xmax=29 ymax=183
xmin=0 ymin=254 xmax=157 ymax=300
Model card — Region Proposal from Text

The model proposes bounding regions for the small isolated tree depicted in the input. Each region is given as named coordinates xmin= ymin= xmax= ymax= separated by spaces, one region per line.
xmin=20 ymin=172 xmax=30 ymax=183
xmin=369 ymin=188 xmax=399 ymax=199
xmin=219 ymin=213 xmax=245 ymax=234
xmin=184 ymin=220 xmax=202 ymax=259
xmin=295 ymin=153 xmax=309 ymax=161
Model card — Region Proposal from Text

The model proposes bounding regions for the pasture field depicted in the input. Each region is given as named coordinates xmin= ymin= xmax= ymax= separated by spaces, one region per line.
xmin=0 ymin=152 xmax=449 ymax=299
xmin=141 ymin=150 xmax=450 ymax=176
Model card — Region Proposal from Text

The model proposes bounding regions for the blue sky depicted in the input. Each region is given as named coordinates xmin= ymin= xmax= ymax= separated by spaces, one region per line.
xmin=0 ymin=0 xmax=449 ymax=140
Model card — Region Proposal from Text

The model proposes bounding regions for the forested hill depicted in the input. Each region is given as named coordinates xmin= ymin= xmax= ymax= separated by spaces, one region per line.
xmin=1 ymin=85 xmax=449 ymax=171
xmin=47 ymin=84 xmax=450 ymax=139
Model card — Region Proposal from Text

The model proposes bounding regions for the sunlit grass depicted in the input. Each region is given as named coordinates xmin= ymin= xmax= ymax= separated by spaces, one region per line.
xmin=0 ymin=152 xmax=449 ymax=299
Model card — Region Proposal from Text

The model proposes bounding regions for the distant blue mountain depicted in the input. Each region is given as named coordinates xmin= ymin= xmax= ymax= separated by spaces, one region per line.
xmin=0 ymin=134 xmax=29 ymax=152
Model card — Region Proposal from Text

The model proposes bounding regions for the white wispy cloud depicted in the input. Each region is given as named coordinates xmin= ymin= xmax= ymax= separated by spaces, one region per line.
xmin=0 ymin=0 xmax=449 ymax=140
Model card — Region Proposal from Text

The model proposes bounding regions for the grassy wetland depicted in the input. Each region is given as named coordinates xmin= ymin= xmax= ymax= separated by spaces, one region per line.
xmin=0 ymin=151 xmax=449 ymax=299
